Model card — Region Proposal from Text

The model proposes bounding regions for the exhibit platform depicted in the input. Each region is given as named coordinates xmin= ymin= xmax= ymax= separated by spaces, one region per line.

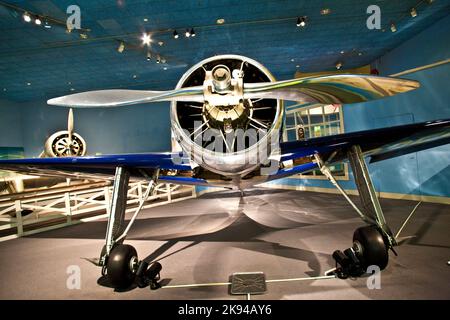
xmin=0 ymin=188 xmax=449 ymax=299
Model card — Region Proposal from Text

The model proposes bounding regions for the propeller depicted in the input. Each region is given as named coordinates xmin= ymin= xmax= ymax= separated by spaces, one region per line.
xmin=47 ymin=74 xmax=419 ymax=108
xmin=243 ymin=74 xmax=420 ymax=104
xmin=48 ymin=87 xmax=204 ymax=108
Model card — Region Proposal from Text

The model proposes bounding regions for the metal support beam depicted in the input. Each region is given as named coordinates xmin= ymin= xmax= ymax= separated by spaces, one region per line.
xmin=314 ymin=153 xmax=373 ymax=224
xmin=347 ymin=145 xmax=396 ymax=247
xmin=315 ymin=147 xmax=396 ymax=248
xmin=104 ymin=166 xmax=130 ymax=257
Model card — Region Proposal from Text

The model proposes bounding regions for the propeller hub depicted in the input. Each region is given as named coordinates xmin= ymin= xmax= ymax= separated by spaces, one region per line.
xmin=211 ymin=65 xmax=232 ymax=92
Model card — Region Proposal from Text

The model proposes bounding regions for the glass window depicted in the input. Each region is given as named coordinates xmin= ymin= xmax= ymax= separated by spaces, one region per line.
xmin=287 ymin=129 xmax=297 ymax=141
xmin=284 ymin=103 xmax=346 ymax=177
xmin=309 ymin=106 xmax=323 ymax=124
xmin=286 ymin=113 xmax=295 ymax=128
xmin=324 ymin=104 xmax=340 ymax=122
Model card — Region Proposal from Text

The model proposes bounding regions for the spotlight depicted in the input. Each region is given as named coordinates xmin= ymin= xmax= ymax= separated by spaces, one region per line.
xmin=335 ymin=61 xmax=343 ymax=70
xmin=320 ymin=8 xmax=331 ymax=15
xmin=23 ymin=12 xmax=31 ymax=22
xmin=296 ymin=16 xmax=306 ymax=27
xmin=34 ymin=17 xmax=42 ymax=25
xmin=156 ymin=55 xmax=161 ymax=63
xmin=185 ymin=29 xmax=191 ymax=37
xmin=216 ymin=18 xmax=225 ymax=24
xmin=117 ymin=41 xmax=125 ymax=53
xmin=390 ymin=22 xmax=397 ymax=32
xmin=146 ymin=51 xmax=151 ymax=61
xmin=190 ymin=28 xmax=195 ymax=37
xmin=161 ymin=58 xmax=166 ymax=64
xmin=44 ymin=20 xmax=51 ymax=28
xmin=173 ymin=30 xmax=179 ymax=39
xmin=410 ymin=7 xmax=417 ymax=18
xmin=141 ymin=33 xmax=151 ymax=46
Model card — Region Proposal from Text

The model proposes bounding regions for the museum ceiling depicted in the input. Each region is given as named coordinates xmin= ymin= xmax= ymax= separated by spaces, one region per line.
xmin=0 ymin=0 xmax=448 ymax=102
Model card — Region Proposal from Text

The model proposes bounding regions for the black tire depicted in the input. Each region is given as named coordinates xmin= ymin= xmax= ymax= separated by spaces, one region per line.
xmin=353 ymin=225 xmax=389 ymax=270
xmin=106 ymin=244 xmax=138 ymax=289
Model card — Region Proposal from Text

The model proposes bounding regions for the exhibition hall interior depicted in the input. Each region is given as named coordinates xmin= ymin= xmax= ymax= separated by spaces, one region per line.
xmin=0 ymin=0 xmax=449 ymax=300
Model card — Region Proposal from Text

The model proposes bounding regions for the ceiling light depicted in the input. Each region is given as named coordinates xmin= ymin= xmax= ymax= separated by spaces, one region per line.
xmin=216 ymin=18 xmax=225 ymax=24
xmin=185 ymin=29 xmax=191 ymax=37
xmin=133 ymin=74 xmax=137 ymax=79
xmin=35 ymin=17 xmax=42 ymax=25
xmin=70 ymin=88 xmax=75 ymax=91
xmin=358 ymin=52 xmax=363 ymax=56
xmin=23 ymin=12 xmax=31 ymax=22
xmin=117 ymin=41 xmax=125 ymax=53
xmin=158 ymin=41 xmax=164 ymax=46
xmin=44 ymin=20 xmax=51 ymax=28
xmin=143 ymin=18 xmax=148 ymax=22
xmin=335 ymin=62 xmax=343 ymax=70
xmin=173 ymin=30 xmax=179 ymax=39
xmin=296 ymin=16 xmax=306 ymax=27
xmin=141 ymin=33 xmax=151 ymax=46
xmin=390 ymin=22 xmax=397 ymax=32
xmin=27 ymin=82 xmax=31 ymax=86
xmin=161 ymin=58 xmax=166 ymax=64
xmin=156 ymin=55 xmax=161 ymax=63
xmin=79 ymin=33 xmax=88 ymax=39
xmin=290 ymin=58 xmax=295 ymax=62
xmin=163 ymin=67 xmax=168 ymax=70
xmin=320 ymin=8 xmax=331 ymax=15
xmin=410 ymin=7 xmax=417 ymax=18
xmin=146 ymin=51 xmax=151 ymax=61
xmin=190 ymin=28 xmax=195 ymax=37
xmin=296 ymin=65 xmax=300 ymax=68
xmin=340 ymin=50 xmax=345 ymax=54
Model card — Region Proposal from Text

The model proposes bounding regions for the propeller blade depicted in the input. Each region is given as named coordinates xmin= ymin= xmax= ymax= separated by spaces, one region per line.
xmin=67 ymin=108 xmax=74 ymax=156
xmin=243 ymin=74 xmax=420 ymax=104
xmin=67 ymin=108 xmax=74 ymax=140
xmin=48 ymin=87 xmax=204 ymax=108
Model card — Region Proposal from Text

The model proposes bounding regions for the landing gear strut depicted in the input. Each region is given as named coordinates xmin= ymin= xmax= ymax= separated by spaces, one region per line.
xmin=98 ymin=167 xmax=162 ymax=289
xmin=315 ymin=145 xmax=396 ymax=279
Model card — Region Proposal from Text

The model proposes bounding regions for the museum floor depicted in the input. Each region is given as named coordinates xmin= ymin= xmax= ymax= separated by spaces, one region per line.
xmin=0 ymin=188 xmax=449 ymax=300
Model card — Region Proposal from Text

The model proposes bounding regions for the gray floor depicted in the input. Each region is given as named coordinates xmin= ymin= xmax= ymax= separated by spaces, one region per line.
xmin=0 ymin=188 xmax=449 ymax=300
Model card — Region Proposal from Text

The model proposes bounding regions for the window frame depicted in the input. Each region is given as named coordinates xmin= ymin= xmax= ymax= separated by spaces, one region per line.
xmin=282 ymin=103 xmax=349 ymax=181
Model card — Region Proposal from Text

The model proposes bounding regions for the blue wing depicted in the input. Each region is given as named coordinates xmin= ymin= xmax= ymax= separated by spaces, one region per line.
xmin=1 ymin=119 xmax=449 ymax=186
xmin=270 ymin=118 xmax=450 ymax=180
xmin=0 ymin=152 xmax=192 ymax=180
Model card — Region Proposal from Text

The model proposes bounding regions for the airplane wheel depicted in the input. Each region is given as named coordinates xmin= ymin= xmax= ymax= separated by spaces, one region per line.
xmin=106 ymin=244 xmax=138 ymax=289
xmin=353 ymin=225 xmax=389 ymax=270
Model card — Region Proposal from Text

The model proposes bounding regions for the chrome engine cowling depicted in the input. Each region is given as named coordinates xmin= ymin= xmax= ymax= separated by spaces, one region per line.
xmin=171 ymin=55 xmax=283 ymax=176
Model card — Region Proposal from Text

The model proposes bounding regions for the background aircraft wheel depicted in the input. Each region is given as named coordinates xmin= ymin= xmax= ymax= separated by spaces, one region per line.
xmin=353 ymin=225 xmax=389 ymax=270
xmin=106 ymin=244 xmax=138 ymax=289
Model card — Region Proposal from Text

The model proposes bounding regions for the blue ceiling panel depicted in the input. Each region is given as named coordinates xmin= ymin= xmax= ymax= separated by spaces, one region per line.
xmin=0 ymin=0 xmax=449 ymax=102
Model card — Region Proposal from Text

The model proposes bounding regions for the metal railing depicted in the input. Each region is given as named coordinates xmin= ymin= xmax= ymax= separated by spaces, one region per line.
xmin=0 ymin=181 xmax=196 ymax=242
